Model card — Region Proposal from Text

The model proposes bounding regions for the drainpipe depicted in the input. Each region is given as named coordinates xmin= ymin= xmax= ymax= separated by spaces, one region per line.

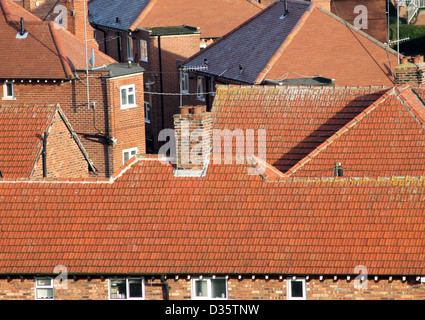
xmin=160 ymin=275 xmax=169 ymax=300
xmin=158 ymin=35 xmax=165 ymax=129
xmin=43 ymin=131 xmax=49 ymax=178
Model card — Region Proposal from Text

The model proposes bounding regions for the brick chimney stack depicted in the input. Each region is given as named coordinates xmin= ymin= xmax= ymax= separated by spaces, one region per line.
xmin=71 ymin=0 xmax=97 ymax=48
xmin=395 ymin=56 xmax=425 ymax=85
xmin=173 ymin=106 xmax=212 ymax=175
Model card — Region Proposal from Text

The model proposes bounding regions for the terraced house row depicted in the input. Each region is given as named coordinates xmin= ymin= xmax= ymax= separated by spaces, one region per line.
xmin=1 ymin=0 xmax=425 ymax=300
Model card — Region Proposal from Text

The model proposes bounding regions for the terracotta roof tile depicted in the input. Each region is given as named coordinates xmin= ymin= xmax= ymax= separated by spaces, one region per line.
xmin=212 ymin=84 xmax=388 ymax=173
xmin=0 ymin=157 xmax=424 ymax=275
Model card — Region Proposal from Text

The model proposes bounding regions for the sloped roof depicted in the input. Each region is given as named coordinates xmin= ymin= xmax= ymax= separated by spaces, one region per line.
xmin=88 ymin=0 xmax=263 ymax=39
xmin=0 ymin=105 xmax=95 ymax=179
xmin=211 ymin=84 xmax=389 ymax=173
xmin=182 ymin=0 xmax=398 ymax=86
xmin=0 ymin=155 xmax=424 ymax=276
xmin=282 ymin=84 xmax=425 ymax=179
xmin=0 ymin=0 xmax=116 ymax=79
xmin=0 ymin=105 xmax=57 ymax=179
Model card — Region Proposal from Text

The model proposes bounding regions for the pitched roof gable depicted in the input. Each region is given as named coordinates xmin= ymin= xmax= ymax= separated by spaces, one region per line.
xmin=0 ymin=0 xmax=115 ymax=79
xmin=88 ymin=0 xmax=263 ymax=39
xmin=282 ymin=84 xmax=425 ymax=179
xmin=182 ymin=0 xmax=398 ymax=86
xmin=0 ymin=105 xmax=95 ymax=179
xmin=211 ymin=84 xmax=389 ymax=173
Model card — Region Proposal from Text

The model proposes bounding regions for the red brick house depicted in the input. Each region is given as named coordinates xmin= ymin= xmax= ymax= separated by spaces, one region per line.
xmin=0 ymin=105 xmax=95 ymax=180
xmin=0 ymin=78 xmax=425 ymax=300
xmin=0 ymin=0 xmax=146 ymax=177
xmin=88 ymin=0 xmax=264 ymax=152
xmin=181 ymin=0 xmax=398 ymax=111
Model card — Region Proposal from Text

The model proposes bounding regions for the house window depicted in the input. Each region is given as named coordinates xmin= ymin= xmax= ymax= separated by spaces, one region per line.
xmin=140 ymin=40 xmax=148 ymax=62
xmin=210 ymin=78 xmax=215 ymax=96
xmin=120 ymin=84 xmax=136 ymax=109
xmin=144 ymin=101 xmax=151 ymax=123
xmin=287 ymin=277 xmax=306 ymax=300
xmin=197 ymin=76 xmax=205 ymax=101
xmin=35 ymin=278 xmax=54 ymax=300
xmin=109 ymin=278 xmax=145 ymax=300
xmin=3 ymin=81 xmax=14 ymax=100
xmin=192 ymin=278 xmax=228 ymax=300
xmin=126 ymin=36 xmax=133 ymax=61
xmin=123 ymin=147 xmax=138 ymax=164
xmin=180 ymin=72 xmax=189 ymax=94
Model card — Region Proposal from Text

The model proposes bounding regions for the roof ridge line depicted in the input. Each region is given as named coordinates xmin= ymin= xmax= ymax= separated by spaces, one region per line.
xmin=180 ymin=0 xmax=276 ymax=67
xmin=48 ymin=21 xmax=74 ymax=79
xmin=281 ymin=87 xmax=395 ymax=178
xmin=129 ymin=0 xmax=159 ymax=32
xmin=394 ymin=84 xmax=425 ymax=129
xmin=254 ymin=2 xmax=315 ymax=84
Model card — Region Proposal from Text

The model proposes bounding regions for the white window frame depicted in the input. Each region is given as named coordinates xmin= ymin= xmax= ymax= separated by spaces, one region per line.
xmin=2 ymin=81 xmax=15 ymax=100
xmin=287 ymin=277 xmax=307 ymax=300
xmin=140 ymin=39 xmax=148 ymax=62
xmin=180 ymin=71 xmax=189 ymax=94
xmin=120 ymin=84 xmax=136 ymax=109
xmin=35 ymin=277 xmax=54 ymax=300
xmin=197 ymin=76 xmax=205 ymax=101
xmin=126 ymin=36 xmax=133 ymax=61
xmin=109 ymin=277 xmax=145 ymax=300
xmin=122 ymin=147 xmax=138 ymax=164
xmin=144 ymin=101 xmax=151 ymax=123
xmin=210 ymin=78 xmax=215 ymax=96
xmin=191 ymin=277 xmax=228 ymax=300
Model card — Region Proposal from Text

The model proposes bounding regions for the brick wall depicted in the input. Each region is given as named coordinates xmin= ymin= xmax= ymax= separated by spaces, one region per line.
xmin=106 ymin=73 xmax=146 ymax=174
xmin=147 ymin=34 xmax=201 ymax=152
xmin=0 ymin=276 xmax=424 ymax=300
xmin=32 ymin=111 xmax=90 ymax=179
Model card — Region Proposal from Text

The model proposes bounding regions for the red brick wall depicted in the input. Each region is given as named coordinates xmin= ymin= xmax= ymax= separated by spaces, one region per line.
xmin=0 ymin=276 xmax=424 ymax=300
xmin=331 ymin=0 xmax=388 ymax=43
xmin=32 ymin=111 xmax=90 ymax=179
xmin=106 ymin=73 xmax=146 ymax=174
xmin=147 ymin=34 xmax=201 ymax=152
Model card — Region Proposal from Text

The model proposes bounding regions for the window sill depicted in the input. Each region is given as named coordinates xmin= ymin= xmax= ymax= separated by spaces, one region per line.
xmin=145 ymin=119 xmax=151 ymax=124
xmin=140 ymin=58 xmax=148 ymax=62
xmin=120 ymin=104 xmax=137 ymax=110
xmin=2 ymin=97 xmax=16 ymax=100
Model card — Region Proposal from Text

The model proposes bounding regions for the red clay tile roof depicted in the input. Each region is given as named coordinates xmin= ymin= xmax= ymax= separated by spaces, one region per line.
xmin=0 ymin=0 xmax=115 ymax=79
xmin=0 ymin=156 xmax=424 ymax=276
xmin=0 ymin=105 xmax=57 ymax=179
xmin=182 ymin=0 xmax=398 ymax=86
xmin=282 ymin=84 xmax=425 ymax=180
xmin=211 ymin=84 xmax=389 ymax=173
xmin=88 ymin=0 xmax=263 ymax=39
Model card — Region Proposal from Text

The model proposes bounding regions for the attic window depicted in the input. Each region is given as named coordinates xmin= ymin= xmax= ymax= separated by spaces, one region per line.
xmin=2 ymin=81 xmax=15 ymax=100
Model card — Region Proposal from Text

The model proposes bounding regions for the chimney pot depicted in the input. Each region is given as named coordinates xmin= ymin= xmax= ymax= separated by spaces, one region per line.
xmin=400 ymin=57 xmax=408 ymax=64
xmin=193 ymin=106 xmax=203 ymax=114
xmin=413 ymin=56 xmax=420 ymax=64
xmin=180 ymin=106 xmax=189 ymax=114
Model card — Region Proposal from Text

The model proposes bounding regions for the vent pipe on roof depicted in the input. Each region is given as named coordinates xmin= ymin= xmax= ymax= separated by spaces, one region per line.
xmin=334 ymin=162 xmax=343 ymax=177
xmin=283 ymin=0 xmax=289 ymax=15
xmin=43 ymin=131 xmax=49 ymax=178
xmin=20 ymin=17 xmax=25 ymax=35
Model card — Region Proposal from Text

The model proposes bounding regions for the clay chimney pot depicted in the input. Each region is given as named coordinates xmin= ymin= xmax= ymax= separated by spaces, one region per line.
xmin=179 ymin=106 xmax=189 ymax=115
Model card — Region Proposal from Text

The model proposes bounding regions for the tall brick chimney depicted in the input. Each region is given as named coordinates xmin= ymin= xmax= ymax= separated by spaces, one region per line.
xmin=173 ymin=106 xmax=212 ymax=176
xmin=70 ymin=0 xmax=97 ymax=48
xmin=395 ymin=56 xmax=425 ymax=85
